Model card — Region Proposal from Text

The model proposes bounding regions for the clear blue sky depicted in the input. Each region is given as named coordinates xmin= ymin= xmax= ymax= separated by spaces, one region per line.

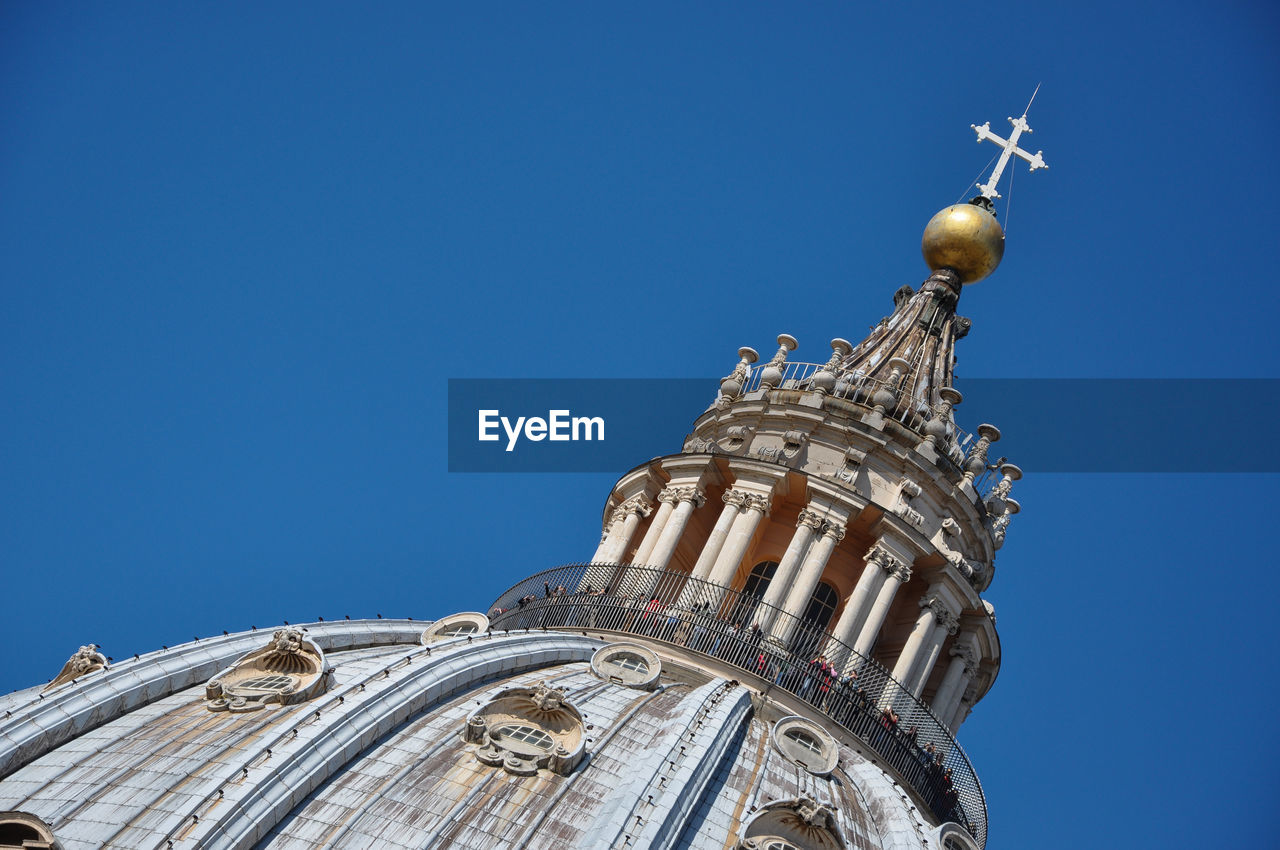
xmin=2 ymin=3 xmax=1276 ymax=848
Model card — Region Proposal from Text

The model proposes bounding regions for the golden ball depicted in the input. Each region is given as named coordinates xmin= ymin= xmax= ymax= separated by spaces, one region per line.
xmin=921 ymin=203 xmax=1005 ymax=284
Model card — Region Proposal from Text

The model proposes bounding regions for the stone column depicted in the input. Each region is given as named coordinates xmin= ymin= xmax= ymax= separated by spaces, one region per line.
xmin=850 ymin=559 xmax=911 ymax=663
xmin=754 ymin=509 xmax=824 ymax=628
xmin=932 ymin=641 xmax=978 ymax=724
xmin=949 ymin=684 xmax=979 ymax=732
xmin=647 ymin=486 xmax=706 ymax=570
xmin=632 ymin=489 xmax=678 ymax=566
xmin=617 ymin=488 xmax=684 ymax=597
xmin=592 ymin=496 xmax=651 ymax=564
xmin=890 ymin=593 xmax=951 ymax=690
xmin=907 ymin=607 xmax=959 ymax=697
xmin=677 ymin=490 xmax=744 ymax=607
xmin=829 ymin=540 xmax=897 ymax=650
xmin=772 ymin=520 xmax=845 ymax=644
xmin=583 ymin=496 xmax=651 ymax=591
xmin=704 ymin=491 xmax=771 ymax=591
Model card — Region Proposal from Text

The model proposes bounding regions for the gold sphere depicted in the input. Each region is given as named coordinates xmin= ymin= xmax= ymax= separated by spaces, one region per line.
xmin=921 ymin=203 xmax=1005 ymax=284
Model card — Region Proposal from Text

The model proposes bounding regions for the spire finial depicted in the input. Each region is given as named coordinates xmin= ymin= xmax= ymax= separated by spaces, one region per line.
xmin=971 ymin=89 xmax=1048 ymax=200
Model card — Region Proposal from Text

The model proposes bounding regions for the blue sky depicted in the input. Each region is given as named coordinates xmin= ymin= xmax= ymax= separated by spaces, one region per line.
xmin=2 ymin=3 xmax=1276 ymax=847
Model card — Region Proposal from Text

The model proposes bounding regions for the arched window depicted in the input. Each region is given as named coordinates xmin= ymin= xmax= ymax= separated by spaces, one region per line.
xmin=237 ymin=674 xmax=294 ymax=693
xmin=742 ymin=561 xmax=778 ymax=598
xmin=801 ymin=581 xmax=838 ymax=631
xmin=783 ymin=728 xmax=823 ymax=757
xmin=732 ymin=561 xmax=778 ymax=626
xmin=0 ymin=812 xmax=59 ymax=849
xmin=494 ymin=724 xmax=555 ymax=752
xmin=591 ymin=643 xmax=662 ymax=689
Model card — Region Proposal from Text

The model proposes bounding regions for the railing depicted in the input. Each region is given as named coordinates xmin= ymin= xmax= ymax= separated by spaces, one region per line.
xmin=734 ymin=361 xmax=997 ymax=493
xmin=488 ymin=564 xmax=987 ymax=847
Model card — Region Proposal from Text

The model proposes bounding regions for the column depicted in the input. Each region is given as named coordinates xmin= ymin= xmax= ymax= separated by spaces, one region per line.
xmin=907 ymin=607 xmax=958 ymax=697
xmin=647 ymin=487 xmax=706 ymax=570
xmin=931 ymin=641 xmax=978 ymax=724
xmin=889 ymin=593 xmax=950 ymax=689
xmin=829 ymin=541 xmax=896 ymax=650
xmin=591 ymin=496 xmax=650 ymax=563
xmin=634 ymin=486 xmax=706 ymax=601
xmin=772 ymin=520 xmax=845 ymax=644
xmin=617 ymin=489 xmax=676 ymax=597
xmin=949 ymin=685 xmax=978 ymax=732
xmin=583 ymin=496 xmax=650 ymax=592
xmin=677 ymin=491 xmax=743 ymax=606
xmin=632 ymin=489 xmax=677 ymax=566
xmin=754 ymin=509 xmax=823 ymax=629
xmin=850 ymin=560 xmax=911 ymax=663
xmin=704 ymin=491 xmax=771 ymax=591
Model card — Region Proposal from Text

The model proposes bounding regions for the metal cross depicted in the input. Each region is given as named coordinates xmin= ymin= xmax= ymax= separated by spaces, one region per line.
xmin=971 ymin=113 xmax=1047 ymax=199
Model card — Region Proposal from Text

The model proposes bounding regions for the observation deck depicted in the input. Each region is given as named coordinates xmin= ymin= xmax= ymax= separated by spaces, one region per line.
xmin=489 ymin=563 xmax=988 ymax=847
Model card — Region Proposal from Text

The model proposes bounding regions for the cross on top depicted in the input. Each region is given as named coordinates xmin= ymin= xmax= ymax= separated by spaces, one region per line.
xmin=971 ymin=112 xmax=1048 ymax=200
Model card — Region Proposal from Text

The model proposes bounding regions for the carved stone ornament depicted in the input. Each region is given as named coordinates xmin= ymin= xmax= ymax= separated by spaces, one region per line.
xmin=464 ymin=682 xmax=586 ymax=776
xmin=783 ymin=429 xmax=808 ymax=451
xmin=718 ymin=424 xmax=756 ymax=453
xmin=719 ymin=347 xmax=758 ymax=402
xmin=722 ymin=488 xmax=750 ymax=508
xmin=865 ymin=540 xmax=903 ymax=574
xmin=737 ymin=796 xmax=847 ymax=850
xmin=205 ymin=628 xmax=329 ymax=713
xmin=606 ymin=495 xmax=653 ymax=535
xmin=936 ymin=608 xmax=960 ymax=635
xmin=683 ymin=435 xmax=715 ymax=454
xmin=758 ymin=334 xmax=798 ymax=390
xmin=827 ymin=444 xmax=866 ymax=486
xmin=44 ymin=644 xmax=108 ymax=691
xmin=827 ymin=466 xmax=856 ymax=486
xmin=964 ymin=424 xmax=1000 ymax=481
xmin=797 ymin=508 xmax=826 ymax=530
xmin=921 ymin=596 xmax=958 ymax=633
xmin=822 ymin=521 xmax=847 ymax=543
xmin=679 ymin=486 xmax=707 ymax=507
xmin=950 ymin=640 xmax=979 ymax=671
xmin=755 ymin=444 xmax=786 ymax=464
xmin=894 ymin=479 xmax=926 ymax=530
xmin=739 ymin=492 xmax=772 ymax=515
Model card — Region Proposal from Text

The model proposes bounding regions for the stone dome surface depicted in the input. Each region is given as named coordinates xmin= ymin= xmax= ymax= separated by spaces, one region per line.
xmin=0 ymin=618 xmax=959 ymax=850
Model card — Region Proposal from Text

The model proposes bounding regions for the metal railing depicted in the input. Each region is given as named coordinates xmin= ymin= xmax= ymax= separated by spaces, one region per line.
xmin=488 ymin=564 xmax=987 ymax=847
xmin=734 ymin=361 xmax=996 ymax=493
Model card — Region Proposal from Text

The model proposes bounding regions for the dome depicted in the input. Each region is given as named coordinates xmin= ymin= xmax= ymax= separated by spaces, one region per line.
xmin=0 ymin=619 xmax=964 ymax=849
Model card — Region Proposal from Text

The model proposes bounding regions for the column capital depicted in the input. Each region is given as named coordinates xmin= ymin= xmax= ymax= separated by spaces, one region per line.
xmin=738 ymin=492 xmax=772 ymax=515
xmin=920 ymin=594 xmax=959 ymax=632
xmin=950 ymin=642 xmax=979 ymax=674
xmin=659 ymin=485 xmax=705 ymax=507
xmin=612 ymin=495 xmax=653 ymax=522
xmin=820 ymin=520 xmax=846 ymax=543
xmin=865 ymin=539 xmax=904 ymax=573
xmin=797 ymin=508 xmax=826 ymax=530
xmin=722 ymin=488 xmax=749 ymax=508
xmin=889 ymin=562 xmax=913 ymax=584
